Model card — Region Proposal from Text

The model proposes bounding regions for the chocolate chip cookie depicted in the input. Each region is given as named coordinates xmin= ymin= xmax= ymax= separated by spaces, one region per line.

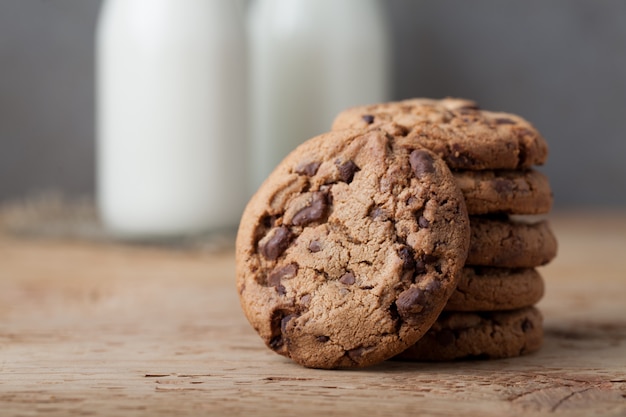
xmin=236 ymin=129 xmax=470 ymax=369
xmin=454 ymin=169 xmax=553 ymax=215
xmin=395 ymin=307 xmax=543 ymax=361
xmin=444 ymin=267 xmax=544 ymax=312
xmin=467 ymin=217 xmax=557 ymax=267
xmin=332 ymin=98 xmax=548 ymax=171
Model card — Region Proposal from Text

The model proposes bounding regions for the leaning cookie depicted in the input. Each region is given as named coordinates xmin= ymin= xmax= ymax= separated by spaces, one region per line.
xmin=331 ymin=98 xmax=548 ymax=171
xmin=236 ymin=128 xmax=470 ymax=369
xmin=467 ymin=217 xmax=557 ymax=267
xmin=444 ymin=267 xmax=544 ymax=312
xmin=454 ymin=170 xmax=553 ymax=215
xmin=395 ymin=307 xmax=543 ymax=361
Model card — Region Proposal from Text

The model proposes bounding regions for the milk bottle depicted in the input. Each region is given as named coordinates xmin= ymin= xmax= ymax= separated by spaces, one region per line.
xmin=248 ymin=0 xmax=391 ymax=191
xmin=96 ymin=0 xmax=247 ymax=238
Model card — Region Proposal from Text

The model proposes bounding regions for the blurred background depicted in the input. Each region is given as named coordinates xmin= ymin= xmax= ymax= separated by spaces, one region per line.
xmin=1 ymin=0 xmax=625 ymax=210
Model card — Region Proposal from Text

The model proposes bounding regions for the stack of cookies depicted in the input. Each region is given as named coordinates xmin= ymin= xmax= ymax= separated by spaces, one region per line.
xmin=332 ymin=98 xmax=556 ymax=361
xmin=236 ymin=98 xmax=556 ymax=369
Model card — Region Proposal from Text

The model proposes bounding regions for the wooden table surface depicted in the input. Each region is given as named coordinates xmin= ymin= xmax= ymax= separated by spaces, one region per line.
xmin=1 ymin=211 xmax=625 ymax=416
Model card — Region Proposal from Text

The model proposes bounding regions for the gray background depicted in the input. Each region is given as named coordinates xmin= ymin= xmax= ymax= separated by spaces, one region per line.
xmin=1 ymin=0 xmax=625 ymax=208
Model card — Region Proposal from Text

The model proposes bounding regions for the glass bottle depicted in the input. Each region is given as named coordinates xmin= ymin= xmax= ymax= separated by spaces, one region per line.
xmin=96 ymin=0 xmax=247 ymax=238
xmin=248 ymin=0 xmax=391 ymax=191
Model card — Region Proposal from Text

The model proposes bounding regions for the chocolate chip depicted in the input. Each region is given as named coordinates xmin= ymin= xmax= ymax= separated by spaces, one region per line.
xmin=446 ymin=143 xmax=477 ymax=168
xmin=370 ymin=206 xmax=388 ymax=221
xmin=435 ymin=329 xmax=456 ymax=346
xmin=295 ymin=161 xmax=321 ymax=176
xmin=362 ymin=114 xmax=375 ymax=124
xmin=521 ymin=318 xmax=534 ymax=332
xmin=281 ymin=314 xmax=298 ymax=333
xmin=493 ymin=178 xmax=514 ymax=194
xmin=254 ymin=215 xmax=279 ymax=247
xmin=409 ymin=150 xmax=435 ymax=178
xmin=276 ymin=285 xmax=286 ymax=295
xmin=495 ymin=117 xmax=516 ymax=125
xmin=300 ymin=294 xmax=311 ymax=305
xmin=291 ymin=192 xmax=328 ymax=226
xmin=309 ymin=240 xmax=322 ymax=253
xmin=406 ymin=197 xmax=419 ymax=207
xmin=395 ymin=287 xmax=426 ymax=318
xmin=398 ymin=246 xmax=416 ymax=271
xmin=269 ymin=309 xmax=293 ymax=350
xmin=418 ymin=216 xmax=429 ymax=228
xmin=415 ymin=259 xmax=427 ymax=275
xmin=324 ymin=188 xmax=334 ymax=205
xmin=336 ymin=160 xmax=360 ymax=183
xmin=422 ymin=254 xmax=438 ymax=265
xmin=260 ymin=227 xmax=293 ymax=260
xmin=269 ymin=336 xmax=283 ymax=350
xmin=347 ymin=346 xmax=367 ymax=361
xmin=399 ymin=246 xmax=416 ymax=283
xmin=387 ymin=302 xmax=403 ymax=331
xmin=261 ymin=215 xmax=276 ymax=229
xmin=316 ymin=335 xmax=330 ymax=343
xmin=446 ymin=154 xmax=474 ymax=168
xmin=268 ymin=263 xmax=299 ymax=286
xmin=339 ymin=272 xmax=355 ymax=285
xmin=389 ymin=302 xmax=400 ymax=321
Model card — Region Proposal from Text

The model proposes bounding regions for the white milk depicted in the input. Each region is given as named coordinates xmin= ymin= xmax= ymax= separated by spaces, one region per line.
xmin=247 ymin=0 xmax=391 ymax=192
xmin=96 ymin=0 xmax=247 ymax=238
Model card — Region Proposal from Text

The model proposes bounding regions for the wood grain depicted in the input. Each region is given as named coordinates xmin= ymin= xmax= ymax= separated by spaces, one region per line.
xmin=1 ymin=211 xmax=625 ymax=416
